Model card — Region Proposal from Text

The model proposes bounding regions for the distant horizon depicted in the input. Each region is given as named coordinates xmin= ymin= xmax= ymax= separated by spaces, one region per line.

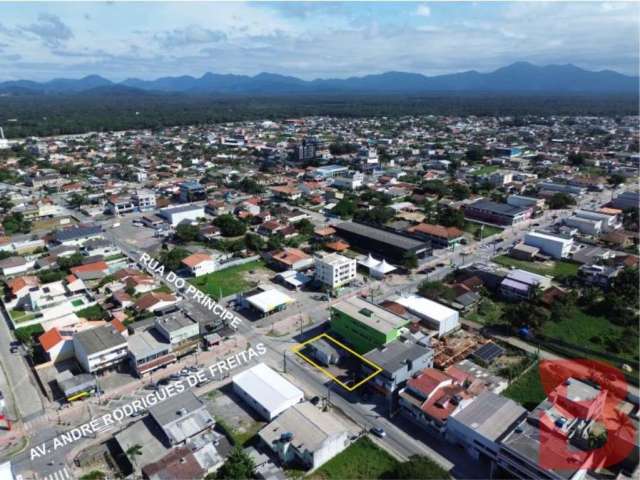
xmin=2 ymin=61 xmax=638 ymax=84
xmin=0 ymin=2 xmax=637 ymax=81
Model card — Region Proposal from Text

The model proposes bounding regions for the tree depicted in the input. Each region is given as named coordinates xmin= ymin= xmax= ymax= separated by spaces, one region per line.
xmin=502 ymin=302 xmax=549 ymax=330
xmin=126 ymin=444 xmax=143 ymax=472
xmin=214 ymin=214 xmax=247 ymax=237
xmin=402 ymin=252 xmax=418 ymax=270
xmin=332 ymin=197 xmax=356 ymax=219
xmin=548 ymin=192 xmax=576 ymax=210
xmin=244 ymin=233 xmax=265 ymax=252
xmin=449 ymin=182 xmax=470 ymax=201
xmin=437 ymin=206 xmax=464 ymax=229
xmin=465 ymin=146 xmax=485 ymax=163
xmin=79 ymin=471 xmax=106 ymax=480
xmin=354 ymin=206 xmax=395 ymax=226
xmin=158 ymin=247 xmax=190 ymax=271
xmin=2 ymin=212 xmax=31 ymax=234
xmin=175 ymin=223 xmax=200 ymax=243
xmin=68 ymin=192 xmax=88 ymax=208
xmin=421 ymin=180 xmax=450 ymax=198
xmin=568 ymin=152 xmax=586 ymax=166
xmin=382 ymin=455 xmax=450 ymax=480
xmin=607 ymin=173 xmax=626 ymax=187
xmin=57 ymin=252 xmax=85 ymax=271
xmin=214 ymin=446 xmax=255 ymax=480
xmin=294 ymin=218 xmax=314 ymax=236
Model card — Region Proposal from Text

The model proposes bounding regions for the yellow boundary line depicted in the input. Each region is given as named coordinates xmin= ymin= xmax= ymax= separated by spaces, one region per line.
xmin=291 ymin=333 xmax=383 ymax=391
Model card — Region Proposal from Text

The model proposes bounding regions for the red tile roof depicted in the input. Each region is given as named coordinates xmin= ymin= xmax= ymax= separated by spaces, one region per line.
xmin=71 ymin=261 xmax=109 ymax=274
xmin=182 ymin=252 xmax=212 ymax=268
xmin=39 ymin=328 xmax=64 ymax=352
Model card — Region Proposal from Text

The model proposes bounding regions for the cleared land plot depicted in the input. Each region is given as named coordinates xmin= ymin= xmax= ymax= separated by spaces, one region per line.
xmin=502 ymin=361 xmax=546 ymax=410
xmin=462 ymin=220 xmax=503 ymax=238
xmin=542 ymin=309 xmax=639 ymax=364
xmin=492 ymin=255 xmax=579 ymax=278
xmin=311 ymin=437 xmax=398 ymax=480
xmin=189 ymin=260 xmax=268 ymax=299
xmin=293 ymin=333 xmax=383 ymax=391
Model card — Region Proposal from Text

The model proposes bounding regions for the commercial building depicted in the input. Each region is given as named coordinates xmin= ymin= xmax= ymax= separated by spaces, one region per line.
xmin=127 ymin=330 xmax=175 ymax=377
xmin=245 ymin=288 xmax=295 ymax=316
xmin=499 ymin=269 xmax=552 ymax=300
xmin=334 ymin=222 xmax=431 ymax=265
xmin=573 ymin=210 xmax=620 ymax=232
xmin=611 ymin=190 xmax=639 ymax=210
xmin=448 ymin=392 xmax=526 ymax=462
xmin=464 ymin=199 xmax=532 ymax=226
xmin=133 ymin=189 xmax=157 ymax=211
xmin=258 ymin=402 xmax=350 ymax=470
xmin=332 ymin=172 xmax=364 ymax=190
xmin=394 ymin=295 xmax=459 ymax=337
xmin=564 ymin=216 xmax=602 ymax=236
xmin=407 ymin=223 xmax=464 ymax=249
xmin=232 ymin=363 xmax=304 ymax=420
xmin=538 ymin=181 xmax=586 ymax=196
xmin=330 ymin=296 xmax=410 ymax=354
xmin=315 ymin=165 xmax=349 ymax=179
xmin=523 ymin=231 xmax=573 ymax=259
xmin=507 ymin=195 xmax=545 ymax=210
xmin=314 ymin=252 xmax=357 ymax=290
xmin=268 ymin=248 xmax=313 ymax=271
xmin=179 ymin=181 xmax=206 ymax=203
xmin=148 ymin=391 xmax=215 ymax=445
xmin=158 ymin=204 xmax=205 ymax=227
xmin=51 ymin=224 xmax=103 ymax=247
xmin=73 ymin=324 xmax=128 ymax=373
xmin=154 ymin=312 xmax=200 ymax=356
xmin=363 ymin=337 xmax=434 ymax=397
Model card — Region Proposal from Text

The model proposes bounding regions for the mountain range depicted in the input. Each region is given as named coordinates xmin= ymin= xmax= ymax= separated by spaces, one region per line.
xmin=0 ymin=62 xmax=637 ymax=95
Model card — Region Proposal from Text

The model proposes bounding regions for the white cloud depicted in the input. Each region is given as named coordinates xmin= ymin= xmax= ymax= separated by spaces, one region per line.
xmin=416 ymin=4 xmax=431 ymax=17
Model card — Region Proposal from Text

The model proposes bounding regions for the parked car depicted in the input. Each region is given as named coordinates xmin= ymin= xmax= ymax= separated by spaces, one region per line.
xmin=371 ymin=427 xmax=386 ymax=437
xmin=310 ymin=396 xmax=320 ymax=405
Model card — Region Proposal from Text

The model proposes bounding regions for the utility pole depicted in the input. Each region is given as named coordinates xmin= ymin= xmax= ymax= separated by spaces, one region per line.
xmin=282 ymin=351 xmax=287 ymax=373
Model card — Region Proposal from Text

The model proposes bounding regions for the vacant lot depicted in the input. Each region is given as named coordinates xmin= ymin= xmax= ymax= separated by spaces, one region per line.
xmin=311 ymin=437 xmax=397 ymax=480
xmin=463 ymin=220 xmax=503 ymax=238
xmin=189 ymin=260 xmax=267 ymax=299
xmin=492 ymin=255 xmax=579 ymax=278
xmin=542 ymin=308 xmax=639 ymax=364
xmin=503 ymin=361 xmax=546 ymax=410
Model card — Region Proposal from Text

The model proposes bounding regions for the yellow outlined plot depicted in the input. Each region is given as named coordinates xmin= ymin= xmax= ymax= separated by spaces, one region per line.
xmin=292 ymin=333 xmax=383 ymax=391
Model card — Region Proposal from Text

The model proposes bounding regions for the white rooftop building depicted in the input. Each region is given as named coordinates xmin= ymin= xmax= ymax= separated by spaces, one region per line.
xmin=232 ymin=363 xmax=304 ymax=420
xmin=314 ymin=252 xmax=357 ymax=290
xmin=524 ymin=231 xmax=573 ymax=259
xmin=395 ymin=295 xmax=459 ymax=337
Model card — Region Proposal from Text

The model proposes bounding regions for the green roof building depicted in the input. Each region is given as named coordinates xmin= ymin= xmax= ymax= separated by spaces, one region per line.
xmin=330 ymin=296 xmax=410 ymax=354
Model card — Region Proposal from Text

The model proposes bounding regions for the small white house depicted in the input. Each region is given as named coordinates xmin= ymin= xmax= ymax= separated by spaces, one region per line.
xmin=181 ymin=252 xmax=218 ymax=277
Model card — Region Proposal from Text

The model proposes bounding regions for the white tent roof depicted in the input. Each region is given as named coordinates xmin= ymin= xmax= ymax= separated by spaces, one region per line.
xmin=247 ymin=289 xmax=295 ymax=313
xmin=358 ymin=254 xmax=396 ymax=274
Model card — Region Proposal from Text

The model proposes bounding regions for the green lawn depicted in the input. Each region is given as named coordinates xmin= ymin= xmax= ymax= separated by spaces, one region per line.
xmin=312 ymin=437 xmax=398 ymax=480
xmin=76 ymin=304 xmax=106 ymax=320
xmin=463 ymin=220 xmax=503 ymax=238
xmin=542 ymin=308 xmax=639 ymax=364
xmin=9 ymin=309 xmax=38 ymax=323
xmin=71 ymin=298 xmax=85 ymax=307
xmin=466 ymin=298 xmax=505 ymax=325
xmin=473 ymin=165 xmax=501 ymax=175
xmin=190 ymin=260 xmax=266 ymax=299
xmin=492 ymin=255 xmax=579 ymax=278
xmin=503 ymin=362 xmax=547 ymax=410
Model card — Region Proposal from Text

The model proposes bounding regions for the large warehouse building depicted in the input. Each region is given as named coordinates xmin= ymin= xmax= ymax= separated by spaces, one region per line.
xmin=232 ymin=363 xmax=304 ymax=420
xmin=334 ymin=222 xmax=431 ymax=265
xmin=394 ymin=295 xmax=459 ymax=337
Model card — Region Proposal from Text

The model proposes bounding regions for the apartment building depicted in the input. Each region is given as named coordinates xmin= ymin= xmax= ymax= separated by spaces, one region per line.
xmin=73 ymin=325 xmax=128 ymax=373
xmin=314 ymin=252 xmax=357 ymax=290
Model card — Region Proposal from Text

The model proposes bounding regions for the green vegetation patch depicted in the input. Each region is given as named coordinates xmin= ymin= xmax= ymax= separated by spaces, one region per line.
xmin=503 ymin=361 xmax=547 ymax=410
xmin=10 ymin=309 xmax=38 ymax=323
xmin=312 ymin=437 xmax=398 ymax=480
xmin=14 ymin=324 xmax=44 ymax=344
xmin=492 ymin=255 xmax=579 ymax=278
xmin=462 ymin=220 xmax=503 ymax=238
xmin=190 ymin=260 xmax=266 ymax=299
xmin=76 ymin=304 xmax=107 ymax=320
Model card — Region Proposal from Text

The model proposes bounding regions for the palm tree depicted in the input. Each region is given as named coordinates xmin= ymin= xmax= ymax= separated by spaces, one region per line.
xmin=126 ymin=444 xmax=143 ymax=476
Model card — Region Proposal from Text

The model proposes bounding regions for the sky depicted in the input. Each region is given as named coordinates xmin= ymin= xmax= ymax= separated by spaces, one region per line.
xmin=0 ymin=1 xmax=637 ymax=81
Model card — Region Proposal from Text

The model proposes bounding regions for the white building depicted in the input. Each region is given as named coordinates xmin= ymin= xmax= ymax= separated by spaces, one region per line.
xmin=573 ymin=210 xmax=620 ymax=232
xmin=232 ymin=363 xmax=304 ymax=420
xmin=73 ymin=325 xmax=128 ymax=373
xmin=507 ymin=195 xmax=545 ymax=209
xmin=181 ymin=252 xmax=218 ymax=277
xmin=133 ymin=189 xmax=157 ymax=211
xmin=258 ymin=402 xmax=350 ymax=470
xmin=245 ymin=289 xmax=295 ymax=316
xmin=524 ymin=231 xmax=573 ymax=259
xmin=395 ymin=295 xmax=459 ymax=337
xmin=314 ymin=252 xmax=357 ymax=290
xmin=564 ymin=216 xmax=602 ymax=236
xmin=332 ymin=172 xmax=364 ymax=190
xmin=158 ymin=204 xmax=205 ymax=227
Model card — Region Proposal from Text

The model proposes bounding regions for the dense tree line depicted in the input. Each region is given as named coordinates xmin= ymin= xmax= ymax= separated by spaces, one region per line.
xmin=1 ymin=92 xmax=637 ymax=138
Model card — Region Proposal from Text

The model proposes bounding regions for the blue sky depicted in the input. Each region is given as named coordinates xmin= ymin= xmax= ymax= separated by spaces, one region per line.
xmin=0 ymin=1 xmax=637 ymax=81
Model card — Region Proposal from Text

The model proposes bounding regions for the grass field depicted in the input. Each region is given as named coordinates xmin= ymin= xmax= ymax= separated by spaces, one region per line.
xmin=502 ymin=361 xmax=547 ymax=410
xmin=542 ymin=308 xmax=639 ymax=364
xmin=466 ymin=298 xmax=505 ymax=325
xmin=492 ymin=255 xmax=579 ymax=278
xmin=76 ymin=304 xmax=106 ymax=320
xmin=190 ymin=260 xmax=266 ymax=299
xmin=9 ymin=309 xmax=38 ymax=323
xmin=463 ymin=220 xmax=503 ymax=238
xmin=311 ymin=437 xmax=398 ymax=480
